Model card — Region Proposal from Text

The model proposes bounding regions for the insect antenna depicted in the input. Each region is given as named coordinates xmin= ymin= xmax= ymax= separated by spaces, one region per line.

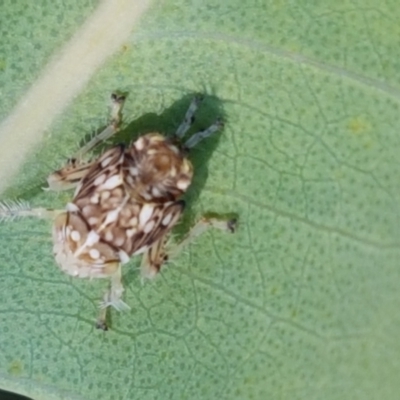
xmin=175 ymin=95 xmax=203 ymax=138
xmin=183 ymin=118 xmax=224 ymax=150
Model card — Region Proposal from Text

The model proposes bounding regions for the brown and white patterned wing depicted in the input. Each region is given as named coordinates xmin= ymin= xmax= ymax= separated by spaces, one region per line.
xmin=47 ymin=159 xmax=95 ymax=191
xmin=118 ymin=199 xmax=184 ymax=256
xmin=73 ymin=144 xmax=125 ymax=203
xmin=69 ymin=142 xmax=184 ymax=260
xmin=72 ymin=144 xmax=129 ymax=238
xmin=140 ymin=237 xmax=168 ymax=279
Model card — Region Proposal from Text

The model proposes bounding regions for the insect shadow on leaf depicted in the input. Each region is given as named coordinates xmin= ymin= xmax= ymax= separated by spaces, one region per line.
xmin=0 ymin=93 xmax=237 ymax=330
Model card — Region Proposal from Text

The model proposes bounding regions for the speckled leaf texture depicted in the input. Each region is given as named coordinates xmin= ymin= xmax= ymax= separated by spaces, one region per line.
xmin=1 ymin=1 xmax=400 ymax=399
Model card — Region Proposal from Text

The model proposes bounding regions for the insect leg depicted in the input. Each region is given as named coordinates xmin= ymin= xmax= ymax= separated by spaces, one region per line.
xmin=175 ymin=95 xmax=203 ymax=138
xmin=168 ymin=216 xmax=237 ymax=260
xmin=96 ymin=264 xmax=130 ymax=330
xmin=0 ymin=200 xmax=62 ymax=221
xmin=73 ymin=93 xmax=126 ymax=159
xmin=140 ymin=216 xmax=237 ymax=280
xmin=46 ymin=93 xmax=126 ymax=191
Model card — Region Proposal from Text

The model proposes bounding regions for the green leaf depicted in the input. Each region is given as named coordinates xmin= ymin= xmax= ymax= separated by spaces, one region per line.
xmin=1 ymin=1 xmax=400 ymax=399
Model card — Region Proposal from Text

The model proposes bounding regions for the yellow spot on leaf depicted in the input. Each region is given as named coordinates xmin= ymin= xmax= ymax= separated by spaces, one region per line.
xmin=347 ymin=117 xmax=375 ymax=149
xmin=347 ymin=117 xmax=371 ymax=135
xmin=0 ymin=59 xmax=6 ymax=71
xmin=8 ymin=360 xmax=23 ymax=376
xmin=334 ymin=168 xmax=345 ymax=181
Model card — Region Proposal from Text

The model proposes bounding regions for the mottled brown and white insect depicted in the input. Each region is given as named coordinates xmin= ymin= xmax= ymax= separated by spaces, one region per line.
xmin=1 ymin=94 xmax=236 ymax=329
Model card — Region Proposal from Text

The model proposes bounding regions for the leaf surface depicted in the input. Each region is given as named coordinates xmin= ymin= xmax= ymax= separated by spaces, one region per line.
xmin=1 ymin=1 xmax=400 ymax=399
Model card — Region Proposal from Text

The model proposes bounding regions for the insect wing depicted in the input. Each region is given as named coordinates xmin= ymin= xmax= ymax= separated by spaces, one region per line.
xmin=47 ymin=159 xmax=95 ymax=191
xmin=73 ymin=145 xmax=125 ymax=202
xmin=125 ymin=200 xmax=184 ymax=256
xmin=69 ymin=143 xmax=184 ymax=258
